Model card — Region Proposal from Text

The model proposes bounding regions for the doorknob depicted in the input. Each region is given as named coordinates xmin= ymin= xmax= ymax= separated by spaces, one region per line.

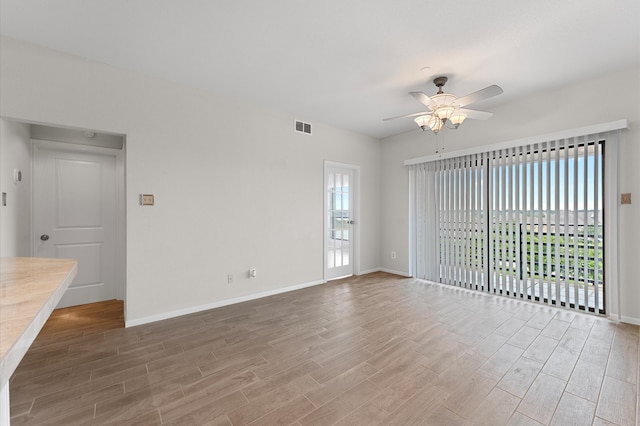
xmin=40 ymin=234 xmax=50 ymax=241
xmin=349 ymin=220 xmax=355 ymax=225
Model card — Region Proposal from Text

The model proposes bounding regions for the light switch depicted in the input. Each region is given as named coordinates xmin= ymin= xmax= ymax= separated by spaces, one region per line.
xmin=140 ymin=194 xmax=155 ymax=206
xmin=621 ymin=193 xmax=631 ymax=205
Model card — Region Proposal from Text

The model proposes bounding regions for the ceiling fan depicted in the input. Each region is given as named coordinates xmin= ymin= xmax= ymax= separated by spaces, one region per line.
xmin=384 ymin=76 xmax=503 ymax=133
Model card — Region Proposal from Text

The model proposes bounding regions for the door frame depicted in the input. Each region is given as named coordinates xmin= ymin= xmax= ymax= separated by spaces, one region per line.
xmin=324 ymin=160 xmax=360 ymax=281
xmin=31 ymin=139 xmax=127 ymax=303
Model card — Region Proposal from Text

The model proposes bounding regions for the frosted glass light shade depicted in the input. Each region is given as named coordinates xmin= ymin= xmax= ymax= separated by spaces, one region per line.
xmin=414 ymin=115 xmax=432 ymax=130
xmin=450 ymin=112 xmax=467 ymax=127
xmin=435 ymin=106 xmax=455 ymax=119
xmin=428 ymin=116 xmax=444 ymax=133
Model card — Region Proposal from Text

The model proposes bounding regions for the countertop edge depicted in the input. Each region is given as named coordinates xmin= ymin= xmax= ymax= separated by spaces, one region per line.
xmin=0 ymin=260 xmax=78 ymax=385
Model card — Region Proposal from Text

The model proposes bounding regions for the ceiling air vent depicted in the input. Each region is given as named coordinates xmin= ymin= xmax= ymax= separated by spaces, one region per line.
xmin=294 ymin=120 xmax=312 ymax=135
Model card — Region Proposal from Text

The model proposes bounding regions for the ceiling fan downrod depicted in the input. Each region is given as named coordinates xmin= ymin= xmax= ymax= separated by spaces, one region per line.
xmin=433 ymin=76 xmax=448 ymax=94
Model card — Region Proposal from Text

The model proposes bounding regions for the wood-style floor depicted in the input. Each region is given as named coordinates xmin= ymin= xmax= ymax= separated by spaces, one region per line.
xmin=9 ymin=272 xmax=640 ymax=425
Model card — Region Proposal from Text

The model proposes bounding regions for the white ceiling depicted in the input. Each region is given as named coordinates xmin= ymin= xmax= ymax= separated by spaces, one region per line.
xmin=1 ymin=0 xmax=639 ymax=139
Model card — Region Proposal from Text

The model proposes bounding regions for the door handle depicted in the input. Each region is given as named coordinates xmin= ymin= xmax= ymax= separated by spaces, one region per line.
xmin=40 ymin=234 xmax=50 ymax=241
xmin=348 ymin=220 xmax=355 ymax=225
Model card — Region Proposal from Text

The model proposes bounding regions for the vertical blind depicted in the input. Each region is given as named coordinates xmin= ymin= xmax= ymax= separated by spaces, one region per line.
xmin=409 ymin=135 xmax=605 ymax=314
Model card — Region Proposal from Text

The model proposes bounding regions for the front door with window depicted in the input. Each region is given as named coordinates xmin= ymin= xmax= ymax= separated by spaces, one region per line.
xmin=325 ymin=164 xmax=356 ymax=280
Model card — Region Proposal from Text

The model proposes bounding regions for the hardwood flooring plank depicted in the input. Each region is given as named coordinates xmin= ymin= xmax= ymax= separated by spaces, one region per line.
xmin=579 ymin=335 xmax=613 ymax=368
xmin=525 ymin=309 xmax=557 ymax=330
xmin=565 ymin=358 xmax=606 ymax=402
xmin=433 ymin=352 xmax=487 ymax=395
xmin=183 ymin=368 xmax=259 ymax=400
xmin=102 ymin=409 xmax=163 ymax=426
xmin=29 ymin=380 xmax=123 ymax=417
xmin=252 ymin=347 xmax=322 ymax=380
xmin=366 ymin=349 xmax=427 ymax=390
xmin=227 ymin=382 xmax=304 ymax=425
xmin=94 ymin=381 xmax=184 ymax=422
xmin=541 ymin=345 xmax=580 ymax=381
xmin=196 ymin=354 xmax=267 ymax=379
xmin=549 ymin=392 xmax=596 ymax=426
xmin=522 ymin=335 xmax=558 ymax=363
xmin=124 ymin=363 xmax=202 ymax=393
xmin=305 ymin=362 xmax=378 ymax=407
xmin=595 ymin=376 xmax=637 ymax=426
xmin=424 ymin=405 xmax=469 ymax=426
xmin=540 ymin=318 xmax=571 ymax=340
xmin=496 ymin=357 xmax=544 ymax=398
xmin=480 ymin=344 xmax=524 ymax=377
xmin=242 ymin=361 xmax=321 ymax=400
xmin=310 ymin=348 xmax=374 ymax=384
xmin=556 ymin=326 xmax=589 ymax=355
xmin=247 ymin=396 xmax=315 ymax=426
xmin=383 ymin=384 xmax=449 ymax=425
xmin=333 ymin=401 xmax=389 ymax=425
xmin=516 ymin=372 xmax=566 ymax=424
xmin=442 ymin=369 xmax=501 ymax=419
xmin=507 ymin=412 xmax=545 ymax=425
xmin=9 ymin=368 xmax=91 ymax=408
xmin=472 ymin=332 xmax=509 ymax=358
xmin=298 ymin=379 xmax=380 ymax=426
xmin=145 ymin=344 xmax=215 ymax=373
xmin=507 ymin=326 xmax=541 ymax=350
xmin=469 ymin=387 xmax=520 ymax=426
xmin=605 ymin=327 xmax=638 ymax=384
xmin=10 ymin=404 xmax=95 ymax=426
xmin=592 ymin=417 xmax=619 ymax=426
xmin=369 ymin=364 xmax=437 ymax=413
xmin=161 ymin=390 xmax=248 ymax=424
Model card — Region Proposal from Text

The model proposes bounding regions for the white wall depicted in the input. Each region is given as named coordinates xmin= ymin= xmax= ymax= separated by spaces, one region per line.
xmin=380 ymin=66 xmax=640 ymax=324
xmin=0 ymin=119 xmax=31 ymax=256
xmin=0 ymin=37 xmax=381 ymax=324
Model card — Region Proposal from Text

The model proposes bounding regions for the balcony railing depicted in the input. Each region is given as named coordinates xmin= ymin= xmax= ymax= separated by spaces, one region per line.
xmin=438 ymin=218 xmax=604 ymax=313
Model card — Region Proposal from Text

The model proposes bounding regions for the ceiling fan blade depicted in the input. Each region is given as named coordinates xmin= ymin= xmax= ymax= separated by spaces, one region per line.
xmin=455 ymin=85 xmax=503 ymax=107
xmin=383 ymin=111 xmax=431 ymax=121
xmin=409 ymin=92 xmax=436 ymax=108
xmin=459 ymin=108 xmax=493 ymax=120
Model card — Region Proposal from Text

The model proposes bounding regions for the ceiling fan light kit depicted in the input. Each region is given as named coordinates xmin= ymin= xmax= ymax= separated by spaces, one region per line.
xmin=387 ymin=76 xmax=503 ymax=134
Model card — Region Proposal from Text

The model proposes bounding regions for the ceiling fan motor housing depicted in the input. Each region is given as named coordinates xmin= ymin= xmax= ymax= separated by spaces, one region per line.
xmin=433 ymin=76 xmax=448 ymax=87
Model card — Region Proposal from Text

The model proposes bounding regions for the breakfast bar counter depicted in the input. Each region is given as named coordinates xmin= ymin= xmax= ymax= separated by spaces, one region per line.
xmin=0 ymin=257 xmax=77 ymax=426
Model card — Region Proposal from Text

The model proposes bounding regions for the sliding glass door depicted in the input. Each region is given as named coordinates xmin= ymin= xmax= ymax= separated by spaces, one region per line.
xmin=410 ymin=136 xmax=605 ymax=314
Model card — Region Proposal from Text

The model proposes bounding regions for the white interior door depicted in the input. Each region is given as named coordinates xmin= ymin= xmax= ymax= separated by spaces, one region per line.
xmin=325 ymin=164 xmax=357 ymax=280
xmin=33 ymin=142 xmax=119 ymax=308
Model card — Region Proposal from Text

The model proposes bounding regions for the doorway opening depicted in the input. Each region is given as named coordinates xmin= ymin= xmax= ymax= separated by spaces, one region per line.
xmin=30 ymin=123 xmax=126 ymax=313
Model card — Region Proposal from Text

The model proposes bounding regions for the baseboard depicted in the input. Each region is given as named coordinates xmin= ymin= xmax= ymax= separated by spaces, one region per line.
xmin=357 ymin=267 xmax=412 ymax=277
xmin=125 ymin=279 xmax=326 ymax=328
xmin=357 ymin=268 xmax=381 ymax=275
xmin=378 ymin=267 xmax=412 ymax=277
xmin=619 ymin=315 xmax=640 ymax=326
